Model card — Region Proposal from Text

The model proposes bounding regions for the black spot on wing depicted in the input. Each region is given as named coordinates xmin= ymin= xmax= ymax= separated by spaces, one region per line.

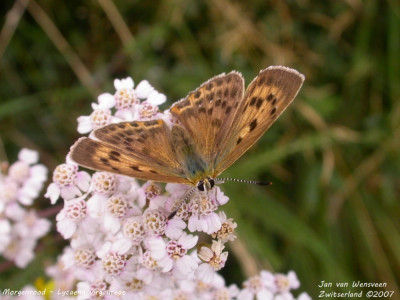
xmin=256 ymin=98 xmax=263 ymax=109
xmin=109 ymin=155 xmax=120 ymax=162
xmin=145 ymin=120 xmax=158 ymax=126
xmin=224 ymin=88 xmax=229 ymax=97
xmin=271 ymin=107 xmax=277 ymax=115
xmin=100 ymin=158 xmax=110 ymax=165
xmin=212 ymin=119 xmax=222 ymax=127
xmin=206 ymin=92 xmax=215 ymax=101
xmin=249 ymin=119 xmax=257 ymax=132
xmin=257 ymin=76 xmax=266 ymax=86
xmin=176 ymin=101 xmax=190 ymax=109
xmin=230 ymin=86 xmax=239 ymax=98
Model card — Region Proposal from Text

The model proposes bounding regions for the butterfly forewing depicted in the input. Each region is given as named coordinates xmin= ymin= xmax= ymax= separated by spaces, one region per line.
xmin=170 ymin=72 xmax=244 ymax=165
xmin=213 ymin=66 xmax=305 ymax=175
xmin=69 ymin=120 xmax=190 ymax=183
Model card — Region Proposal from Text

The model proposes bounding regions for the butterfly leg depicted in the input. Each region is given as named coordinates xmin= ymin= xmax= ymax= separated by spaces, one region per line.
xmin=168 ymin=186 xmax=197 ymax=219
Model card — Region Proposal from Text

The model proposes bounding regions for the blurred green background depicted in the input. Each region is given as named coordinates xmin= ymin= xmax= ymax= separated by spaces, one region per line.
xmin=1 ymin=0 xmax=399 ymax=298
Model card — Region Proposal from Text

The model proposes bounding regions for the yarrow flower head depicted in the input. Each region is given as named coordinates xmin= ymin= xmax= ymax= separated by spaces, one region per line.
xmin=44 ymin=74 xmax=311 ymax=299
xmin=238 ymin=270 xmax=311 ymax=300
xmin=0 ymin=149 xmax=50 ymax=268
xmin=45 ymin=163 xmax=91 ymax=204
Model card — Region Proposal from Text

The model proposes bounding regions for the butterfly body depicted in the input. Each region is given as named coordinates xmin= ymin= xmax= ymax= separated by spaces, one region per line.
xmin=69 ymin=66 xmax=305 ymax=190
xmin=170 ymin=125 xmax=210 ymax=184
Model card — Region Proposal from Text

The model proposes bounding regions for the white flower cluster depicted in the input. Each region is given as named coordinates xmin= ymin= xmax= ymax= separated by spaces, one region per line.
xmin=44 ymin=77 xmax=311 ymax=299
xmin=0 ymin=148 xmax=50 ymax=268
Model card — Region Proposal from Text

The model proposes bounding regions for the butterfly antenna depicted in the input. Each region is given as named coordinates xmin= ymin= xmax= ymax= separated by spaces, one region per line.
xmin=215 ymin=177 xmax=272 ymax=186
xmin=168 ymin=186 xmax=197 ymax=220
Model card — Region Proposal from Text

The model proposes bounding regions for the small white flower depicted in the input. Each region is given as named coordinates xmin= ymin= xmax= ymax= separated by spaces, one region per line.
xmin=18 ymin=164 xmax=48 ymax=205
xmin=146 ymin=90 xmax=167 ymax=106
xmin=196 ymin=240 xmax=228 ymax=283
xmin=297 ymin=292 xmax=312 ymax=300
xmin=114 ymin=77 xmax=134 ymax=90
xmin=45 ymin=163 xmax=90 ymax=204
xmin=147 ymin=233 xmax=198 ymax=277
xmin=8 ymin=161 xmax=30 ymax=183
xmin=0 ymin=219 xmax=11 ymax=252
xmin=211 ymin=211 xmax=237 ymax=243
xmin=0 ymin=179 xmax=19 ymax=206
xmin=165 ymin=218 xmax=186 ymax=240
xmin=238 ymin=273 xmax=274 ymax=300
xmin=101 ymin=251 xmax=128 ymax=276
xmin=92 ymin=93 xmax=115 ymax=110
xmin=56 ymin=197 xmax=90 ymax=239
xmin=91 ymin=171 xmax=116 ymax=195
xmin=122 ymin=216 xmax=146 ymax=244
xmin=135 ymin=80 xmax=154 ymax=99
xmin=273 ymin=270 xmax=300 ymax=293
xmin=143 ymin=209 xmax=167 ymax=236
xmin=2 ymin=234 xmax=36 ymax=268
xmin=114 ymin=82 xmax=139 ymax=110
xmin=18 ymin=148 xmax=39 ymax=165
xmin=13 ymin=210 xmax=51 ymax=239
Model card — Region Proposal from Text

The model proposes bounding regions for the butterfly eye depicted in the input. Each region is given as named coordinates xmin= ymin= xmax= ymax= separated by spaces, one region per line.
xmin=197 ymin=177 xmax=215 ymax=191
xmin=197 ymin=180 xmax=205 ymax=192
xmin=208 ymin=178 xmax=215 ymax=189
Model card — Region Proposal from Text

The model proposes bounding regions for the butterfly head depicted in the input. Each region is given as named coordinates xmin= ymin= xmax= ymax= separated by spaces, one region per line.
xmin=196 ymin=177 xmax=215 ymax=192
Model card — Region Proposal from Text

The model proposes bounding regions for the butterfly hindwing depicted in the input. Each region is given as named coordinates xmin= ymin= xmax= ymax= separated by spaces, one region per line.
xmin=213 ymin=66 xmax=305 ymax=175
xmin=69 ymin=120 xmax=190 ymax=184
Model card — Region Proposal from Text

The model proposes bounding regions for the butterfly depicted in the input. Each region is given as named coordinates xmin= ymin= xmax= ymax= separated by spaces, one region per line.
xmin=69 ymin=66 xmax=304 ymax=192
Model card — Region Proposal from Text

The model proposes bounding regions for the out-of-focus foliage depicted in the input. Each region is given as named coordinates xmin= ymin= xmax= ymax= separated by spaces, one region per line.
xmin=1 ymin=0 xmax=399 ymax=298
